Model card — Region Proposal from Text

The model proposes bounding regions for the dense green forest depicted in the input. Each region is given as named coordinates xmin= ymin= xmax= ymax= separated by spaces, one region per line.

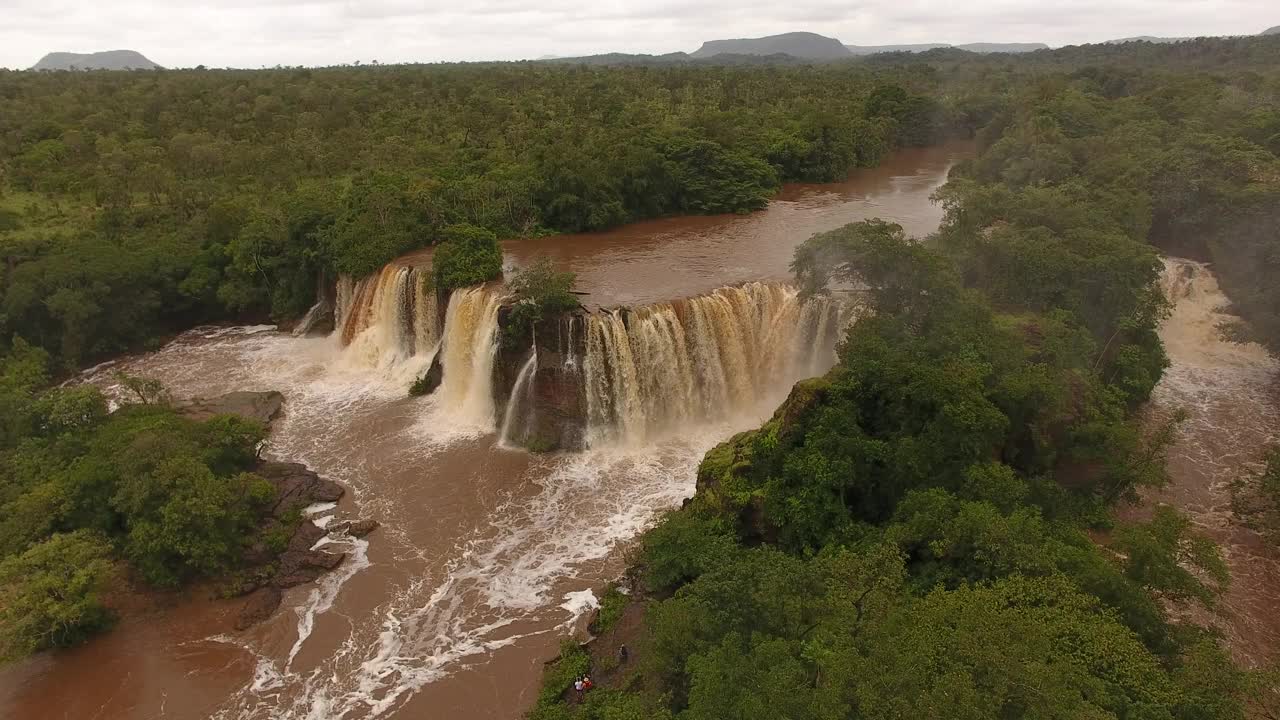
xmin=0 ymin=346 xmax=279 ymax=659
xmin=0 ymin=63 xmax=945 ymax=369
xmin=527 ymin=37 xmax=1280 ymax=720
xmin=1 ymin=33 xmax=1279 ymax=707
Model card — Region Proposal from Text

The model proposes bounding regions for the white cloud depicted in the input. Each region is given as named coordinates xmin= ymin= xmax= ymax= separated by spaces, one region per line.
xmin=1 ymin=0 xmax=1275 ymax=69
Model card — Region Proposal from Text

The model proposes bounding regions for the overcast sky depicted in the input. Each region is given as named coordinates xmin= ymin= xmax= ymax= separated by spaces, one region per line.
xmin=2 ymin=0 xmax=1277 ymax=69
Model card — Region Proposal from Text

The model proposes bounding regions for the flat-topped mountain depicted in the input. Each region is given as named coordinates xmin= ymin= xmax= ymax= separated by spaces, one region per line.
xmin=691 ymin=32 xmax=851 ymax=60
xmin=31 ymin=50 xmax=160 ymax=71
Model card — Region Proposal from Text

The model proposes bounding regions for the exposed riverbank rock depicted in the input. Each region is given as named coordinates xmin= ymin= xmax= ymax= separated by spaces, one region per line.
xmin=330 ymin=519 xmax=380 ymax=537
xmin=191 ymin=389 xmax=375 ymax=630
xmin=273 ymin=549 xmax=346 ymax=588
xmin=263 ymin=483 xmax=347 ymax=588
xmin=233 ymin=464 xmax=350 ymax=622
xmin=235 ymin=587 xmax=283 ymax=630
xmin=177 ymin=390 xmax=285 ymax=426
xmin=257 ymin=461 xmax=344 ymax=517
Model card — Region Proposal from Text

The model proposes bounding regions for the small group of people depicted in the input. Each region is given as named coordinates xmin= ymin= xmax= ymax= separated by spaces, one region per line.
xmin=570 ymin=645 xmax=629 ymax=701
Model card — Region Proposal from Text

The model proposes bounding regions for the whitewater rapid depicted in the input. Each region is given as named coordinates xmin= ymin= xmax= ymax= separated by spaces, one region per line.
xmin=82 ymin=290 xmax=805 ymax=719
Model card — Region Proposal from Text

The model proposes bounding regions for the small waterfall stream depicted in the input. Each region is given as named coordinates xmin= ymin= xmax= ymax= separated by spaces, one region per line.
xmin=498 ymin=351 xmax=539 ymax=448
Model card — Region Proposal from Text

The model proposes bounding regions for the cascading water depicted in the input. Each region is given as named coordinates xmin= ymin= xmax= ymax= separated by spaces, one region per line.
xmin=1139 ymin=258 xmax=1280 ymax=663
xmin=333 ymin=265 xmax=439 ymax=372
xmin=291 ymin=299 xmax=330 ymax=338
xmin=582 ymin=282 xmax=850 ymax=445
xmin=436 ymin=286 xmax=503 ymax=429
xmin=498 ymin=350 xmax=538 ymax=448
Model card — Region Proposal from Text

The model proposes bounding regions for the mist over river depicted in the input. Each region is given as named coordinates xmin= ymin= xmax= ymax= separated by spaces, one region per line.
xmin=12 ymin=141 xmax=1222 ymax=720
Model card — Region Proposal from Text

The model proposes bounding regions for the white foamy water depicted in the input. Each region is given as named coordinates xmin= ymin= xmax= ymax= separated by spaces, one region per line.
xmin=83 ymin=321 xmax=747 ymax=720
xmin=1145 ymin=258 xmax=1280 ymax=664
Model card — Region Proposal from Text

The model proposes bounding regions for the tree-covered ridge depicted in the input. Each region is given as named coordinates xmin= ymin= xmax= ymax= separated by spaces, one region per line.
xmin=527 ymin=222 xmax=1248 ymax=719
xmin=529 ymin=40 xmax=1280 ymax=719
xmin=0 ymin=63 xmax=944 ymax=369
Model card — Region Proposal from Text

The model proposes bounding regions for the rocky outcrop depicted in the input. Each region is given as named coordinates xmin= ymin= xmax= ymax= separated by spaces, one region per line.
xmin=330 ymin=519 xmax=380 ymax=537
xmin=233 ymin=465 xmax=349 ymax=626
xmin=256 ymin=461 xmax=344 ymax=516
xmin=274 ymin=548 xmax=346 ymax=588
xmin=412 ymin=353 xmax=444 ymax=396
xmin=170 ymin=388 xmax=366 ymax=630
xmin=177 ymin=390 xmax=285 ymax=425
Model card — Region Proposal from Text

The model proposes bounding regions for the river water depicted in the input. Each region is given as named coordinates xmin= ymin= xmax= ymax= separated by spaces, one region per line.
xmin=0 ymin=142 xmax=982 ymax=720
xmin=1142 ymin=258 xmax=1280 ymax=665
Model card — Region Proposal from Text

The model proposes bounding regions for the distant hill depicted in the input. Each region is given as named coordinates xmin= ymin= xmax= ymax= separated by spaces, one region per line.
xmin=31 ymin=50 xmax=160 ymax=71
xmin=844 ymin=41 xmax=1046 ymax=55
xmin=954 ymin=42 xmax=1048 ymax=53
xmin=539 ymin=51 xmax=811 ymax=67
xmin=845 ymin=43 xmax=951 ymax=55
xmin=691 ymin=32 xmax=851 ymax=60
xmin=1263 ymin=26 xmax=1280 ymax=35
xmin=1105 ymin=36 xmax=1190 ymax=44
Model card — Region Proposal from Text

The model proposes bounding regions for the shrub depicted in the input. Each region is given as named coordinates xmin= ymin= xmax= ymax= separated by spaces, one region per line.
xmin=432 ymin=223 xmax=503 ymax=291
xmin=0 ymin=531 xmax=115 ymax=659
xmin=504 ymin=257 xmax=579 ymax=347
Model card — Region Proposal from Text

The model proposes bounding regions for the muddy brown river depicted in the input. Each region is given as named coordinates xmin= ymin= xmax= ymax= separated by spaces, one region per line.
xmin=5 ymin=142 xmax=1274 ymax=719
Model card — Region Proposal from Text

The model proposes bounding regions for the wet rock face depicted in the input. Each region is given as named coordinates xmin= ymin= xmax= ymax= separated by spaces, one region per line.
xmin=273 ymin=549 xmax=346 ymax=589
xmin=413 ymin=353 xmax=444 ymax=396
xmin=493 ymin=310 xmax=589 ymax=451
xmin=177 ymin=390 xmax=285 ymax=426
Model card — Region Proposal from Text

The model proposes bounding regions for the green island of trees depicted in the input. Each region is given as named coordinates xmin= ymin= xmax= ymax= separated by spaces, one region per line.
xmin=0 ymin=341 xmax=278 ymax=659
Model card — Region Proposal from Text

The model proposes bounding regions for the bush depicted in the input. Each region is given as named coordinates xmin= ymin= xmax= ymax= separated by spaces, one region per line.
xmin=0 ymin=531 xmax=115 ymax=659
xmin=432 ymin=223 xmax=503 ymax=292
xmin=504 ymin=257 xmax=579 ymax=347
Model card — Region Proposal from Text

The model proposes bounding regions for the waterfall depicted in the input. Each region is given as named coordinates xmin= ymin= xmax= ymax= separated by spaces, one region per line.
xmin=437 ymin=286 xmax=503 ymax=429
xmin=582 ymin=282 xmax=849 ymax=446
xmin=335 ymin=265 xmax=439 ymax=369
xmin=292 ymin=299 xmax=330 ymax=337
xmin=330 ymin=261 xmax=502 ymax=429
xmin=498 ymin=350 xmax=538 ymax=448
